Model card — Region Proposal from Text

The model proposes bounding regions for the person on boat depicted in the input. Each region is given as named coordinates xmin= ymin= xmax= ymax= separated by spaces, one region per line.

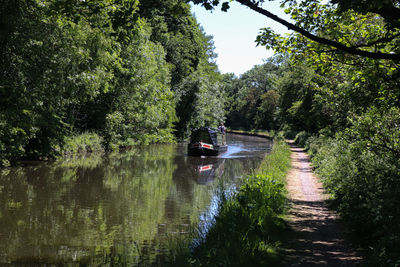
xmin=218 ymin=122 xmax=225 ymax=133
xmin=218 ymin=122 xmax=226 ymax=145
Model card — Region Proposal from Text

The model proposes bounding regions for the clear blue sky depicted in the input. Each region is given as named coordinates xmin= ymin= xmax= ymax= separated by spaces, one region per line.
xmin=191 ymin=1 xmax=290 ymax=76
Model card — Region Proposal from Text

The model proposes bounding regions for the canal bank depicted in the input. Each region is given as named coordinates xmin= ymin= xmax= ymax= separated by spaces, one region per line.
xmin=227 ymin=129 xmax=273 ymax=140
xmin=166 ymin=136 xmax=292 ymax=266
xmin=167 ymin=133 xmax=364 ymax=266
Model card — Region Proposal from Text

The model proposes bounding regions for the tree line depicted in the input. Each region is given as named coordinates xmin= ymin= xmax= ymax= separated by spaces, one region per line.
xmin=0 ymin=0 xmax=228 ymax=166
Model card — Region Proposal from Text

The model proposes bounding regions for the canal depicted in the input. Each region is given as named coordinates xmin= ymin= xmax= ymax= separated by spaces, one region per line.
xmin=0 ymin=134 xmax=272 ymax=265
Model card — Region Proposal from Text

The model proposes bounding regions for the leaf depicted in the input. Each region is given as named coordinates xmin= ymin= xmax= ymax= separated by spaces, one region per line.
xmin=221 ymin=2 xmax=230 ymax=12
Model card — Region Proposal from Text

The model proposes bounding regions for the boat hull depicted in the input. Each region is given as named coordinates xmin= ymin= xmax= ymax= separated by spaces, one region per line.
xmin=187 ymin=143 xmax=227 ymax=156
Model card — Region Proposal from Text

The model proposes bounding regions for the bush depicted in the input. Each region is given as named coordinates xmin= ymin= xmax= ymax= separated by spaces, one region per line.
xmin=59 ymin=132 xmax=104 ymax=156
xmin=307 ymin=107 xmax=400 ymax=265
xmin=0 ymin=119 xmax=30 ymax=166
xmin=294 ymin=131 xmax=310 ymax=147
xmin=280 ymin=125 xmax=297 ymax=139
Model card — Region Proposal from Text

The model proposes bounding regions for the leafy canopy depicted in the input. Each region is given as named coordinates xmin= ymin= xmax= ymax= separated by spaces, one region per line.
xmin=190 ymin=0 xmax=400 ymax=60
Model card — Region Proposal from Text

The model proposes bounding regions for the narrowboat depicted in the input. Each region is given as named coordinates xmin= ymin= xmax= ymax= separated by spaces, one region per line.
xmin=187 ymin=127 xmax=228 ymax=156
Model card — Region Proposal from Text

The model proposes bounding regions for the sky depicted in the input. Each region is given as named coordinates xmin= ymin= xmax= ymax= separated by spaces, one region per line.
xmin=191 ymin=1 xmax=290 ymax=76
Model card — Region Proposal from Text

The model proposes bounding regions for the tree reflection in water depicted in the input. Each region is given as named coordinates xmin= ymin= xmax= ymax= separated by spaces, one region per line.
xmin=0 ymin=135 xmax=271 ymax=265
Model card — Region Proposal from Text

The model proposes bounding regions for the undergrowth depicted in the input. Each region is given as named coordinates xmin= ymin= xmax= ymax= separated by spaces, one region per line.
xmin=305 ymin=108 xmax=400 ymax=266
xmin=57 ymin=132 xmax=104 ymax=157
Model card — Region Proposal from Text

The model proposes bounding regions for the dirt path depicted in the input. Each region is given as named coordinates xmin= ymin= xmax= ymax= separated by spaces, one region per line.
xmin=282 ymin=141 xmax=363 ymax=266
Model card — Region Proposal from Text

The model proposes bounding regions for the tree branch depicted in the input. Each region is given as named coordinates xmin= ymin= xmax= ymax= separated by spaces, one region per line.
xmin=236 ymin=0 xmax=400 ymax=61
xmin=353 ymin=33 xmax=400 ymax=48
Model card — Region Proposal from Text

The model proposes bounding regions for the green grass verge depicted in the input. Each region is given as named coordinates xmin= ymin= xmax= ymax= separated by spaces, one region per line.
xmin=165 ymin=138 xmax=292 ymax=266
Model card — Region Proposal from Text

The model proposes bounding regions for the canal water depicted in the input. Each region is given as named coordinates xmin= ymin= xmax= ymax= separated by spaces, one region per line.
xmin=0 ymin=134 xmax=272 ymax=265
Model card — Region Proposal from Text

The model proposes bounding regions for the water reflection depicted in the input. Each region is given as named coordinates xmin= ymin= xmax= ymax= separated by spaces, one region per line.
xmin=0 ymin=134 xmax=272 ymax=265
xmin=187 ymin=157 xmax=225 ymax=184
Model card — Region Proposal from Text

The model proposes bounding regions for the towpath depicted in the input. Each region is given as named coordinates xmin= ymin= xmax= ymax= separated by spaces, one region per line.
xmin=282 ymin=141 xmax=363 ymax=266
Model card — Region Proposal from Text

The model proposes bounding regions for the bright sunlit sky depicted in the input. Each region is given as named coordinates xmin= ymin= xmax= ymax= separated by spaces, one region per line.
xmin=191 ymin=1 xmax=290 ymax=76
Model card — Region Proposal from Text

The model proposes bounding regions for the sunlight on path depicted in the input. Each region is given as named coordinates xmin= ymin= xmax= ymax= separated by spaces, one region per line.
xmin=283 ymin=141 xmax=363 ymax=266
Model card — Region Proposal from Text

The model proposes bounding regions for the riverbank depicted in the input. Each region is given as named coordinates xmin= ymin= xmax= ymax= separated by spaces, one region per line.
xmin=166 ymin=136 xmax=292 ymax=266
xmin=227 ymin=129 xmax=273 ymax=140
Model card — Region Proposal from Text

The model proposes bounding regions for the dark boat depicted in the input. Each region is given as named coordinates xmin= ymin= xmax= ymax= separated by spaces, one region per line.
xmin=187 ymin=127 xmax=228 ymax=156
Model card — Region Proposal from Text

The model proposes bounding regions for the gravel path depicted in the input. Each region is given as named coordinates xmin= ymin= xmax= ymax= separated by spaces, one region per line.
xmin=282 ymin=141 xmax=363 ymax=266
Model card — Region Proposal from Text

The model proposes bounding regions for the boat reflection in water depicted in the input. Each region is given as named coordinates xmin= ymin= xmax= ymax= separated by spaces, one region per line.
xmin=186 ymin=156 xmax=225 ymax=184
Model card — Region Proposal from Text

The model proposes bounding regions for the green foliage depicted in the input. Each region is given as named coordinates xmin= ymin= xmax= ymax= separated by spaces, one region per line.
xmin=175 ymin=62 xmax=226 ymax=138
xmin=275 ymin=62 xmax=333 ymax=133
xmin=255 ymin=89 xmax=280 ymax=130
xmin=138 ymin=0 xmax=225 ymax=140
xmin=261 ymin=3 xmax=400 ymax=264
xmin=225 ymin=58 xmax=283 ymax=131
xmin=1 ymin=0 xmax=225 ymax=165
xmin=193 ymin=1 xmax=400 ymax=265
xmin=58 ymin=132 xmax=104 ymax=156
xmin=294 ymin=131 xmax=311 ymax=147
xmin=224 ymin=57 xmax=331 ymax=134
xmin=307 ymin=107 xmax=400 ymax=265
xmin=331 ymin=0 xmax=400 ymax=30
xmin=103 ymin=20 xmax=177 ymax=147
xmin=1 ymin=0 xmax=120 ymax=162
xmin=0 ymin=116 xmax=30 ymax=167
xmin=278 ymin=124 xmax=296 ymax=140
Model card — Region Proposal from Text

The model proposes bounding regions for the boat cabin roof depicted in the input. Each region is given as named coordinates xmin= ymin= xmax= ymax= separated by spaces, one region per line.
xmin=190 ymin=127 xmax=221 ymax=146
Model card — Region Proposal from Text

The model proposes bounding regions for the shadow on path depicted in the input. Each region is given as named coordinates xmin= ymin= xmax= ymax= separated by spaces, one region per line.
xmin=282 ymin=141 xmax=363 ymax=266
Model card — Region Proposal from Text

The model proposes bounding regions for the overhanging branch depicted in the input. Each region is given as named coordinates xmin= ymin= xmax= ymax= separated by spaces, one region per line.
xmin=236 ymin=0 xmax=400 ymax=61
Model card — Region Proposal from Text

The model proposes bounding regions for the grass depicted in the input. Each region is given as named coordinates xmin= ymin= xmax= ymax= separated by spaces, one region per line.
xmin=165 ymin=136 xmax=292 ymax=266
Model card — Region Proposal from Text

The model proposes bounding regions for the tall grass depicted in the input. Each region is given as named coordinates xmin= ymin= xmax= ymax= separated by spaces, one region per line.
xmin=165 ymin=138 xmax=292 ymax=266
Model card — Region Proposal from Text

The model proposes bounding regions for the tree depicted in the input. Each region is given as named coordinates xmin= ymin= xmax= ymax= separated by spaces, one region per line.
xmin=275 ymin=62 xmax=332 ymax=133
xmin=0 ymin=0 xmax=225 ymax=164
xmin=255 ymin=89 xmax=280 ymax=130
xmin=190 ymin=0 xmax=400 ymax=60
xmin=103 ymin=21 xmax=176 ymax=147
xmin=0 ymin=0 xmax=178 ymax=164
xmin=224 ymin=59 xmax=283 ymax=130
xmin=174 ymin=61 xmax=225 ymax=137
xmin=139 ymin=0 xmax=224 ymax=139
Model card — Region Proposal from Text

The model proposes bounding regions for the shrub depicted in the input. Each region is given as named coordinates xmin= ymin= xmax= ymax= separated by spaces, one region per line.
xmin=307 ymin=107 xmax=400 ymax=265
xmin=294 ymin=131 xmax=310 ymax=147
xmin=59 ymin=132 xmax=104 ymax=156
